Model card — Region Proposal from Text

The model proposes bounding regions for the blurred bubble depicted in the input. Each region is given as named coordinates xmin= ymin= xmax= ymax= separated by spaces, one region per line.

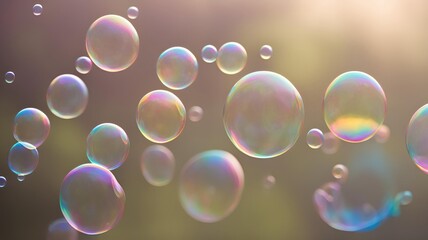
xmin=179 ymin=150 xmax=244 ymax=223
xmin=157 ymin=47 xmax=198 ymax=90
xmin=14 ymin=108 xmax=50 ymax=148
xmin=201 ymin=45 xmax=217 ymax=63
xmin=60 ymin=164 xmax=125 ymax=235
xmin=324 ymin=71 xmax=386 ymax=143
xmin=8 ymin=142 xmax=39 ymax=176
xmin=216 ymin=42 xmax=247 ymax=74
xmin=47 ymin=218 xmax=79 ymax=240
xmin=262 ymin=175 xmax=276 ymax=189
xmin=406 ymin=104 xmax=428 ymax=173
xmin=141 ymin=145 xmax=175 ymax=186
xmin=5 ymin=71 xmax=15 ymax=83
xmin=0 ymin=176 xmax=6 ymax=188
xmin=17 ymin=175 xmax=25 ymax=182
xmin=87 ymin=123 xmax=130 ymax=170
xmin=306 ymin=128 xmax=324 ymax=149
xmin=47 ymin=74 xmax=88 ymax=119
xmin=396 ymin=191 xmax=412 ymax=206
xmin=86 ymin=15 xmax=139 ymax=72
xmin=260 ymin=45 xmax=272 ymax=60
xmin=127 ymin=6 xmax=139 ymax=19
xmin=188 ymin=106 xmax=204 ymax=122
xmin=375 ymin=124 xmax=390 ymax=143
xmin=322 ymin=132 xmax=340 ymax=154
xmin=223 ymin=71 xmax=304 ymax=158
xmin=75 ymin=56 xmax=93 ymax=74
xmin=332 ymin=164 xmax=348 ymax=181
xmin=136 ymin=90 xmax=186 ymax=143
xmin=33 ymin=4 xmax=43 ymax=16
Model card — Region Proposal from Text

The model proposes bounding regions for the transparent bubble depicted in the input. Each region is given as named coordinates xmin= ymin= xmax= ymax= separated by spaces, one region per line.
xmin=127 ymin=6 xmax=139 ymax=19
xmin=0 ymin=176 xmax=6 ymax=188
xmin=223 ymin=71 xmax=304 ymax=158
xmin=216 ymin=42 xmax=247 ymax=75
xmin=33 ymin=4 xmax=43 ymax=16
xmin=306 ymin=128 xmax=324 ymax=149
xmin=375 ymin=124 xmax=390 ymax=143
xmin=396 ymin=191 xmax=412 ymax=206
xmin=87 ymin=123 xmax=130 ymax=170
xmin=405 ymin=104 xmax=428 ymax=173
xmin=262 ymin=175 xmax=276 ymax=189
xmin=14 ymin=108 xmax=50 ymax=148
xmin=17 ymin=175 xmax=25 ymax=182
xmin=47 ymin=74 xmax=88 ymax=119
xmin=8 ymin=142 xmax=39 ymax=176
xmin=86 ymin=15 xmax=139 ymax=72
xmin=324 ymin=71 xmax=386 ymax=143
xmin=157 ymin=47 xmax=198 ymax=90
xmin=332 ymin=164 xmax=348 ymax=181
xmin=260 ymin=45 xmax=272 ymax=60
xmin=322 ymin=132 xmax=340 ymax=154
xmin=5 ymin=71 xmax=15 ymax=83
xmin=47 ymin=218 xmax=79 ymax=240
xmin=60 ymin=164 xmax=126 ymax=235
xmin=141 ymin=145 xmax=175 ymax=187
xmin=188 ymin=106 xmax=204 ymax=122
xmin=179 ymin=150 xmax=244 ymax=223
xmin=136 ymin=90 xmax=186 ymax=143
xmin=201 ymin=45 xmax=217 ymax=63
xmin=75 ymin=56 xmax=93 ymax=74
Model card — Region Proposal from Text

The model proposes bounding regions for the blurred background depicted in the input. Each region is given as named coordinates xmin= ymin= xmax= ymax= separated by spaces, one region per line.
xmin=1 ymin=0 xmax=428 ymax=239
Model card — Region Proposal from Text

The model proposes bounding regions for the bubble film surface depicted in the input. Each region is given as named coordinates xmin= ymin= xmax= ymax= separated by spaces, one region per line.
xmin=8 ymin=142 xmax=39 ymax=176
xmin=13 ymin=108 xmax=50 ymax=148
xmin=216 ymin=42 xmax=247 ymax=74
xmin=47 ymin=218 xmax=79 ymax=240
xmin=141 ymin=145 xmax=175 ymax=186
xmin=201 ymin=45 xmax=217 ymax=63
xmin=306 ymin=128 xmax=324 ymax=149
xmin=75 ymin=56 xmax=93 ymax=74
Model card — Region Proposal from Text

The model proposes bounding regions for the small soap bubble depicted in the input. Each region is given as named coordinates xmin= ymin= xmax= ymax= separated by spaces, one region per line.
xmin=14 ymin=108 xmax=50 ymax=148
xmin=8 ymin=142 xmax=39 ymax=177
xmin=260 ymin=45 xmax=272 ymax=60
xmin=5 ymin=71 xmax=15 ymax=83
xmin=0 ymin=176 xmax=7 ymax=188
xmin=322 ymin=132 xmax=340 ymax=155
xmin=217 ymin=42 xmax=247 ymax=74
xmin=306 ymin=128 xmax=324 ymax=149
xmin=396 ymin=191 xmax=412 ymax=206
xmin=17 ymin=175 xmax=25 ymax=182
xmin=375 ymin=124 xmax=390 ymax=143
xmin=141 ymin=145 xmax=175 ymax=187
xmin=262 ymin=175 xmax=276 ymax=189
xmin=332 ymin=164 xmax=348 ymax=181
xmin=75 ymin=56 xmax=93 ymax=74
xmin=201 ymin=45 xmax=218 ymax=63
xmin=33 ymin=4 xmax=43 ymax=16
xmin=188 ymin=106 xmax=204 ymax=122
xmin=127 ymin=6 xmax=139 ymax=19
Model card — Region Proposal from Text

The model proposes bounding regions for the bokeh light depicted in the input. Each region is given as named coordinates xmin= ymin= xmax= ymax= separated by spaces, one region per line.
xmin=47 ymin=218 xmax=79 ymax=240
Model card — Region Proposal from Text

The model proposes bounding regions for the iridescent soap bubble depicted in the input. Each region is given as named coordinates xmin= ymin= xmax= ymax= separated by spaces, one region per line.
xmin=322 ymin=132 xmax=340 ymax=154
xmin=5 ymin=71 xmax=15 ymax=83
xmin=86 ymin=15 xmax=139 ymax=72
xmin=188 ymin=106 xmax=203 ymax=122
xmin=179 ymin=150 xmax=244 ymax=223
xmin=47 ymin=74 xmax=88 ymax=119
xmin=306 ymin=128 xmax=324 ymax=149
xmin=260 ymin=45 xmax=272 ymax=60
xmin=87 ymin=123 xmax=130 ymax=170
xmin=47 ymin=218 xmax=79 ymax=240
xmin=157 ymin=47 xmax=198 ymax=90
xmin=60 ymin=164 xmax=126 ymax=235
xmin=8 ymin=142 xmax=39 ymax=176
xmin=201 ymin=45 xmax=217 ymax=63
xmin=262 ymin=175 xmax=276 ymax=189
xmin=141 ymin=145 xmax=175 ymax=186
xmin=375 ymin=124 xmax=390 ymax=143
xmin=136 ymin=90 xmax=186 ymax=143
xmin=324 ymin=71 xmax=386 ymax=143
xmin=14 ymin=108 xmax=50 ymax=148
xmin=75 ymin=56 xmax=93 ymax=74
xmin=406 ymin=104 xmax=428 ymax=173
xmin=396 ymin=191 xmax=412 ymax=206
xmin=127 ymin=6 xmax=139 ymax=19
xmin=33 ymin=4 xmax=43 ymax=16
xmin=332 ymin=164 xmax=348 ymax=181
xmin=0 ymin=176 xmax=6 ymax=188
xmin=223 ymin=71 xmax=304 ymax=158
xmin=217 ymin=42 xmax=247 ymax=74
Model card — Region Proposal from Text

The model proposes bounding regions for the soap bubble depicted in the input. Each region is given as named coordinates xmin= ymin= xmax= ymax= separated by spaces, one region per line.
xmin=47 ymin=218 xmax=78 ymax=240
xmin=8 ymin=142 xmax=39 ymax=177
xmin=157 ymin=47 xmax=198 ymax=90
xmin=75 ymin=56 xmax=93 ymax=74
xmin=322 ymin=132 xmax=340 ymax=154
xmin=201 ymin=45 xmax=217 ymax=63
xmin=87 ymin=123 xmax=130 ymax=170
xmin=375 ymin=124 xmax=390 ymax=143
xmin=47 ymin=74 xmax=88 ymax=119
xmin=396 ymin=191 xmax=412 ymax=206
xmin=0 ymin=176 xmax=6 ymax=188
xmin=60 ymin=164 xmax=126 ymax=235
xmin=127 ymin=6 xmax=139 ymax=19
xmin=217 ymin=42 xmax=247 ymax=74
xmin=332 ymin=164 xmax=348 ymax=181
xmin=179 ymin=150 xmax=244 ymax=223
xmin=260 ymin=45 xmax=272 ymax=60
xmin=136 ymin=90 xmax=186 ymax=143
xmin=223 ymin=71 xmax=304 ymax=158
xmin=406 ymin=104 xmax=428 ymax=173
xmin=5 ymin=71 xmax=15 ymax=83
xmin=262 ymin=175 xmax=276 ymax=189
xmin=141 ymin=145 xmax=175 ymax=186
xmin=14 ymin=108 xmax=50 ymax=148
xmin=324 ymin=71 xmax=386 ymax=143
xmin=86 ymin=15 xmax=139 ymax=72
xmin=17 ymin=175 xmax=25 ymax=182
xmin=306 ymin=128 xmax=324 ymax=149
xmin=188 ymin=106 xmax=203 ymax=122
xmin=33 ymin=4 xmax=43 ymax=16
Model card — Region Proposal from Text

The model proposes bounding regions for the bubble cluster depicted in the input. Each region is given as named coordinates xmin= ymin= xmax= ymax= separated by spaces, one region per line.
xmin=47 ymin=74 xmax=88 ymax=119
xmin=141 ymin=145 xmax=175 ymax=186
xmin=0 ymin=176 xmax=6 ymax=188
xmin=217 ymin=42 xmax=247 ymax=74
xmin=60 ymin=164 xmax=125 ymax=235
xmin=223 ymin=71 xmax=304 ymax=158
xmin=324 ymin=71 xmax=386 ymax=143
xmin=157 ymin=47 xmax=198 ymax=90
xmin=179 ymin=150 xmax=244 ymax=223
xmin=136 ymin=90 xmax=186 ymax=143
xmin=5 ymin=71 xmax=15 ymax=83
xmin=201 ymin=45 xmax=217 ymax=63
xmin=260 ymin=45 xmax=272 ymax=60
xmin=332 ymin=164 xmax=348 ymax=181
xmin=406 ymin=104 xmax=428 ymax=173
xmin=262 ymin=175 xmax=276 ymax=189
xmin=33 ymin=4 xmax=43 ymax=16
xmin=75 ymin=56 xmax=93 ymax=74
xmin=306 ymin=128 xmax=324 ymax=149
xmin=14 ymin=108 xmax=50 ymax=148
xmin=127 ymin=6 xmax=139 ymax=20
xmin=86 ymin=15 xmax=139 ymax=72
xmin=87 ymin=123 xmax=130 ymax=170
xmin=47 ymin=218 xmax=79 ymax=240
xmin=188 ymin=106 xmax=204 ymax=122
xmin=8 ymin=142 xmax=39 ymax=177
